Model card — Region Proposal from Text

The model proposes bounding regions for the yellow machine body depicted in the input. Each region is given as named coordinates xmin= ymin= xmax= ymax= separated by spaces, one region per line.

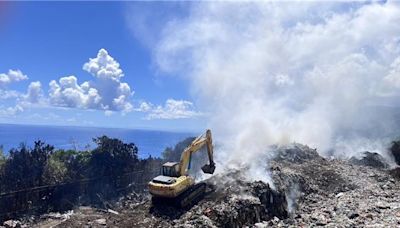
xmin=148 ymin=176 xmax=195 ymax=198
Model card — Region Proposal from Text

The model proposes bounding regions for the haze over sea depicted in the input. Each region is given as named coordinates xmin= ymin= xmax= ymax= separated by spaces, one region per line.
xmin=0 ymin=124 xmax=193 ymax=158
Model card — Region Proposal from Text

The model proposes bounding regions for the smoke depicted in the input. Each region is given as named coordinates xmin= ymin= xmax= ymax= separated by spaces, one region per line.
xmin=154 ymin=1 xmax=400 ymax=175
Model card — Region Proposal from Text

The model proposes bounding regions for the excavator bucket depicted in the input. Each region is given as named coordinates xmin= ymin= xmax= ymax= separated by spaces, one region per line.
xmin=201 ymin=163 xmax=216 ymax=174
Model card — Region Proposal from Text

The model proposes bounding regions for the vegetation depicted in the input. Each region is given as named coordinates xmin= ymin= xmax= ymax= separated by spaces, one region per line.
xmin=0 ymin=136 xmax=164 ymax=220
xmin=0 ymin=136 xmax=199 ymax=221
xmin=161 ymin=136 xmax=209 ymax=178
xmin=0 ymin=137 xmax=143 ymax=193
xmin=162 ymin=137 xmax=195 ymax=162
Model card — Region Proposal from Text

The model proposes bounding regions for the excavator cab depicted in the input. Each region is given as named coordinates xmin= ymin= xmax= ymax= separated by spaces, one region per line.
xmin=161 ymin=162 xmax=180 ymax=177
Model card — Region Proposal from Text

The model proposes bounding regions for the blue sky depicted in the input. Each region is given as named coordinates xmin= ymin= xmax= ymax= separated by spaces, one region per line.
xmin=1 ymin=0 xmax=400 ymax=155
xmin=0 ymin=2 xmax=204 ymax=132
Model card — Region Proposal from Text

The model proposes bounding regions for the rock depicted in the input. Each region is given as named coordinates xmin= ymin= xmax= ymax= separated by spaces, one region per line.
xmin=389 ymin=140 xmax=400 ymax=165
xmin=251 ymin=181 xmax=288 ymax=219
xmin=3 ymin=220 xmax=21 ymax=228
xmin=376 ymin=203 xmax=390 ymax=210
xmin=316 ymin=221 xmax=327 ymax=226
xmin=364 ymin=213 xmax=373 ymax=219
xmin=254 ymin=221 xmax=269 ymax=228
xmin=273 ymin=143 xmax=321 ymax=164
xmin=335 ymin=192 xmax=344 ymax=198
xmin=347 ymin=212 xmax=359 ymax=219
xmin=107 ymin=209 xmax=119 ymax=215
xmin=349 ymin=151 xmax=389 ymax=169
xmin=389 ymin=167 xmax=400 ymax=179
xmin=94 ymin=218 xmax=107 ymax=226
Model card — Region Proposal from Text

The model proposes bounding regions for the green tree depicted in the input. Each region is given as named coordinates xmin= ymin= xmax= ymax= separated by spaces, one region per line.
xmin=162 ymin=137 xmax=195 ymax=162
xmin=2 ymin=141 xmax=54 ymax=191
xmin=0 ymin=145 xmax=5 ymax=167
xmin=89 ymin=136 xmax=139 ymax=177
xmin=44 ymin=149 xmax=91 ymax=182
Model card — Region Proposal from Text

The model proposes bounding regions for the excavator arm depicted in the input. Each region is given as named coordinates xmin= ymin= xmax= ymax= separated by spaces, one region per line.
xmin=178 ymin=129 xmax=215 ymax=176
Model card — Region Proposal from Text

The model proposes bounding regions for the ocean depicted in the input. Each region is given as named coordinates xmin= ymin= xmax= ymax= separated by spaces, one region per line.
xmin=0 ymin=124 xmax=194 ymax=158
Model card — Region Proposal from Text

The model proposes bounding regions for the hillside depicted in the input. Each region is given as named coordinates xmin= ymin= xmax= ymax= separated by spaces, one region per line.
xmin=21 ymin=144 xmax=400 ymax=228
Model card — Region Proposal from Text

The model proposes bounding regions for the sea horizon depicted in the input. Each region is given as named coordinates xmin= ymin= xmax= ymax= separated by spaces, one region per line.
xmin=0 ymin=123 xmax=195 ymax=158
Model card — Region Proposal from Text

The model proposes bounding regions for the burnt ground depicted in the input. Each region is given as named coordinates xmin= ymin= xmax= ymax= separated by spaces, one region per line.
xmin=11 ymin=144 xmax=400 ymax=227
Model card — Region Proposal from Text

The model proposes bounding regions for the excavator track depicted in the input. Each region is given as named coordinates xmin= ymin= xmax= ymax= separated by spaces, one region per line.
xmin=151 ymin=183 xmax=207 ymax=208
xmin=176 ymin=182 xmax=206 ymax=208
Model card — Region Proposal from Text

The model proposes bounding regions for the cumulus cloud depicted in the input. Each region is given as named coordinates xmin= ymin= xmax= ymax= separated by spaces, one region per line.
xmin=139 ymin=99 xmax=201 ymax=120
xmin=83 ymin=48 xmax=124 ymax=81
xmin=0 ymin=69 xmax=28 ymax=86
xmin=49 ymin=76 xmax=101 ymax=109
xmin=154 ymin=1 xmax=400 ymax=168
xmin=23 ymin=81 xmax=44 ymax=104
xmin=48 ymin=49 xmax=134 ymax=113
xmin=0 ymin=89 xmax=21 ymax=100
xmin=0 ymin=104 xmax=23 ymax=117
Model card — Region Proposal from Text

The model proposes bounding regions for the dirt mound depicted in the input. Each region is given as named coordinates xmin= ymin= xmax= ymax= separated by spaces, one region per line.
xmin=269 ymin=147 xmax=399 ymax=227
xmin=146 ymin=171 xmax=288 ymax=228
xmin=272 ymin=143 xmax=320 ymax=164
xmin=349 ymin=151 xmax=389 ymax=169
xmin=26 ymin=143 xmax=400 ymax=227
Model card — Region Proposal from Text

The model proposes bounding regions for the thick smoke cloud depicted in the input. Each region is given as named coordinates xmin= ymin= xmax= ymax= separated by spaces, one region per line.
xmin=155 ymin=1 xmax=400 ymax=168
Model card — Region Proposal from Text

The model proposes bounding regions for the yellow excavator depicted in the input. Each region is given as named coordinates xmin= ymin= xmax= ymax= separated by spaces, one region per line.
xmin=148 ymin=129 xmax=216 ymax=208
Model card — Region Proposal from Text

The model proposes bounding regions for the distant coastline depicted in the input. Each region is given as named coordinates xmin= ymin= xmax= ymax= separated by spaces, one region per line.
xmin=0 ymin=123 xmax=194 ymax=158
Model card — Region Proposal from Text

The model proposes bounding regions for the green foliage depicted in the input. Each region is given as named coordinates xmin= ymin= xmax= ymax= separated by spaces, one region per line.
xmin=1 ymin=141 xmax=54 ymax=192
xmin=0 ymin=145 xmax=5 ymax=167
xmin=0 ymin=136 xmax=166 ymax=219
xmin=89 ymin=136 xmax=139 ymax=177
xmin=162 ymin=137 xmax=195 ymax=162
xmin=0 ymin=136 xmax=141 ymax=193
xmin=162 ymin=136 xmax=210 ymax=178
xmin=43 ymin=154 xmax=68 ymax=184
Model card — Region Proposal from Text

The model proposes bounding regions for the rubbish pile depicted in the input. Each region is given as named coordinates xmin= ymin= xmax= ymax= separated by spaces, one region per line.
xmin=17 ymin=143 xmax=400 ymax=227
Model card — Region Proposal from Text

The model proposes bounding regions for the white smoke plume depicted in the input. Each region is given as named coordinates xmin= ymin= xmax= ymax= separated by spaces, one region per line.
xmin=154 ymin=1 xmax=400 ymax=174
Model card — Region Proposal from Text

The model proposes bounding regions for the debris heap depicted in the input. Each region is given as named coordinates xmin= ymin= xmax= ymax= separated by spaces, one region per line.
xmin=19 ymin=143 xmax=400 ymax=227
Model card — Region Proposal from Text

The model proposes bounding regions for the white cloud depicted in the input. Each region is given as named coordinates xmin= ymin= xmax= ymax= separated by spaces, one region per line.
xmin=139 ymin=99 xmax=201 ymax=120
xmin=0 ymin=72 xmax=42 ymax=117
xmin=23 ymin=81 xmax=44 ymax=104
xmin=0 ymin=69 xmax=28 ymax=86
xmin=0 ymin=90 xmax=21 ymax=99
xmin=48 ymin=49 xmax=134 ymax=113
xmin=49 ymin=76 xmax=102 ymax=109
xmin=137 ymin=101 xmax=153 ymax=112
xmin=154 ymin=1 xmax=400 ymax=166
xmin=0 ymin=104 xmax=23 ymax=117
xmin=83 ymin=48 xmax=124 ymax=81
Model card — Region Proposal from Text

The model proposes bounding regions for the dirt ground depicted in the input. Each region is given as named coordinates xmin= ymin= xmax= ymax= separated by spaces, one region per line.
xmin=13 ymin=144 xmax=400 ymax=228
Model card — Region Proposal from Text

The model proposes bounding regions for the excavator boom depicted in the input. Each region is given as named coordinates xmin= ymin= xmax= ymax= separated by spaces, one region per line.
xmin=178 ymin=129 xmax=215 ymax=176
